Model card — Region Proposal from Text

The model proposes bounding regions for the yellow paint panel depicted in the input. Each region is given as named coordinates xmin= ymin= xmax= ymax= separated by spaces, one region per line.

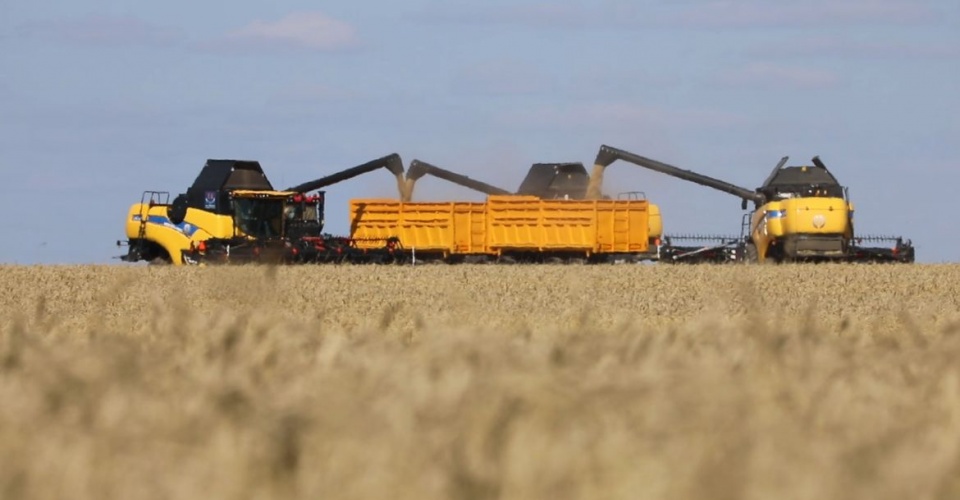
xmin=124 ymin=203 xmax=236 ymax=265
xmin=350 ymin=196 xmax=650 ymax=255
xmin=648 ymin=204 xmax=663 ymax=240
xmin=453 ymin=203 xmax=487 ymax=253
xmin=761 ymin=198 xmax=850 ymax=238
xmin=350 ymin=200 xmax=486 ymax=253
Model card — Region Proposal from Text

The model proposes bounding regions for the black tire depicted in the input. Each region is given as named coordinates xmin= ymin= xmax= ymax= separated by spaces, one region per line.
xmin=148 ymin=256 xmax=172 ymax=266
xmin=743 ymin=242 xmax=759 ymax=264
xmin=148 ymin=248 xmax=173 ymax=265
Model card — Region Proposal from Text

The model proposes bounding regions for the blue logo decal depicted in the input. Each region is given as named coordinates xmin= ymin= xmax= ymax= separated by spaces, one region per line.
xmin=146 ymin=215 xmax=202 ymax=237
xmin=204 ymin=191 xmax=217 ymax=210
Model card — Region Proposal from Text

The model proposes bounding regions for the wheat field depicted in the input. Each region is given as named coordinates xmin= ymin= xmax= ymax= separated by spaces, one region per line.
xmin=1 ymin=263 xmax=960 ymax=500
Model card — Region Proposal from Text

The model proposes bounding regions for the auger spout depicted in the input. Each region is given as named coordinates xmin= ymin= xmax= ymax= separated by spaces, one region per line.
xmin=288 ymin=153 xmax=406 ymax=199
xmin=403 ymin=159 xmax=512 ymax=201
xmin=591 ymin=145 xmax=765 ymax=206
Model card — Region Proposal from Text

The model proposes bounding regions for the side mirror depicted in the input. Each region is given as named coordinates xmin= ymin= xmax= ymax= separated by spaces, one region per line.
xmin=741 ymin=199 xmax=748 ymax=210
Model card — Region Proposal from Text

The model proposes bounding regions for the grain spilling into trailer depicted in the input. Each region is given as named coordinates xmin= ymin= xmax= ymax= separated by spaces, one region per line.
xmin=349 ymin=195 xmax=650 ymax=262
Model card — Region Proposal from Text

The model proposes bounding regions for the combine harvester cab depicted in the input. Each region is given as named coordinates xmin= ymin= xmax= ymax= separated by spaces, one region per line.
xmin=181 ymin=190 xmax=324 ymax=265
xmin=118 ymin=160 xmax=278 ymax=265
xmin=118 ymin=154 xmax=408 ymax=265
xmin=355 ymin=158 xmax=663 ymax=263
xmin=591 ymin=145 xmax=915 ymax=264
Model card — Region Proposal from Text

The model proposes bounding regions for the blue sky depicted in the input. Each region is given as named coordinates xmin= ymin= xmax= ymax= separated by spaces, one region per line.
xmin=1 ymin=0 xmax=957 ymax=263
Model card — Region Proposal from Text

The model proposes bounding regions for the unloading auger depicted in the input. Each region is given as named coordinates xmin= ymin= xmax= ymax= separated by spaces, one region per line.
xmin=592 ymin=145 xmax=915 ymax=263
xmin=118 ymin=153 xmax=408 ymax=265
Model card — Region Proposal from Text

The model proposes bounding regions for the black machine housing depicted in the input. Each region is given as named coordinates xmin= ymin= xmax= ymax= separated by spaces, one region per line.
xmin=752 ymin=156 xmax=847 ymax=207
xmin=167 ymin=160 xmax=274 ymax=224
xmin=516 ymin=163 xmax=591 ymax=199
xmin=178 ymin=154 xmax=407 ymax=265
xmin=405 ymin=160 xmax=595 ymax=200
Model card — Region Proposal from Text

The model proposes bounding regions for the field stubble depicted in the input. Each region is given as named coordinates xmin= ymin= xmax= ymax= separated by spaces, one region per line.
xmin=1 ymin=263 xmax=960 ymax=500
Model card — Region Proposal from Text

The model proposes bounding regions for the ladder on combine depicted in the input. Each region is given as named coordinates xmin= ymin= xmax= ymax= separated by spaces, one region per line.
xmin=117 ymin=191 xmax=170 ymax=262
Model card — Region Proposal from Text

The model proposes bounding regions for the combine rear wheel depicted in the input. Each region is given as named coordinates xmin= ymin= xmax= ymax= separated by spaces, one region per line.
xmin=126 ymin=240 xmax=171 ymax=265
xmin=743 ymin=242 xmax=759 ymax=264
xmin=148 ymin=256 xmax=172 ymax=266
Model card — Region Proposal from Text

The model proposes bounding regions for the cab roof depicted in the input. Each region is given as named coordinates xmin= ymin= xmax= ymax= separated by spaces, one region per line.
xmin=762 ymin=165 xmax=841 ymax=189
xmin=190 ymin=160 xmax=274 ymax=193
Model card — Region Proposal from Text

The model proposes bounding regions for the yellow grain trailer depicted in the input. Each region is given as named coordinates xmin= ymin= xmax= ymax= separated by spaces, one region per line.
xmin=350 ymin=199 xmax=487 ymax=256
xmin=349 ymin=195 xmax=651 ymax=262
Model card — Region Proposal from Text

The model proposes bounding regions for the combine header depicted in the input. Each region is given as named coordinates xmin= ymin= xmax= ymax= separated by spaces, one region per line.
xmin=659 ymin=235 xmax=743 ymax=263
xmin=592 ymin=145 xmax=915 ymax=263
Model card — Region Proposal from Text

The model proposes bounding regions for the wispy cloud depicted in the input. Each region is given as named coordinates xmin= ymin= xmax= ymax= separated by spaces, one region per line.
xmin=416 ymin=3 xmax=588 ymax=28
xmin=450 ymin=60 xmax=679 ymax=99
xmin=715 ymin=63 xmax=840 ymax=89
xmin=416 ymin=2 xmax=684 ymax=30
xmin=749 ymin=36 xmax=960 ymax=60
xmin=496 ymin=101 xmax=749 ymax=130
xmin=268 ymin=83 xmax=365 ymax=105
xmin=566 ymin=69 xmax=682 ymax=99
xmin=18 ymin=15 xmax=181 ymax=47
xmin=416 ymin=0 xmax=937 ymax=29
xmin=674 ymin=0 xmax=935 ymax=28
xmin=451 ymin=60 xmax=553 ymax=96
xmin=209 ymin=12 xmax=360 ymax=53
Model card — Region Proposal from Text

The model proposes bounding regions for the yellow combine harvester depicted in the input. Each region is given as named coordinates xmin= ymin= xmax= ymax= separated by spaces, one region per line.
xmin=118 ymin=155 xmax=406 ymax=265
xmin=592 ymin=145 xmax=915 ymax=263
